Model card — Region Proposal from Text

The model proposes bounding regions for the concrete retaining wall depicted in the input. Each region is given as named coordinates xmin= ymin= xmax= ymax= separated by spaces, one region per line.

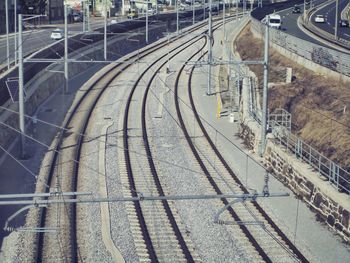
xmin=264 ymin=142 xmax=350 ymax=242
xmin=0 ymin=24 xmax=166 ymax=160
xmin=250 ymin=22 xmax=350 ymax=83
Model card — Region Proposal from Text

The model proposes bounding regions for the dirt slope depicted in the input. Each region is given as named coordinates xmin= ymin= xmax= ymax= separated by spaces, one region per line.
xmin=236 ymin=25 xmax=350 ymax=167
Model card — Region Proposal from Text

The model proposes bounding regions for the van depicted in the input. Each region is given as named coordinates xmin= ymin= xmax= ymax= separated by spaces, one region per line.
xmin=267 ymin=14 xmax=281 ymax=29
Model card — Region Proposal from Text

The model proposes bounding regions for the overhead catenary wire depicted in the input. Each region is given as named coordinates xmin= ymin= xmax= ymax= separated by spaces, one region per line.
xmin=0 ymin=144 xmax=50 ymax=188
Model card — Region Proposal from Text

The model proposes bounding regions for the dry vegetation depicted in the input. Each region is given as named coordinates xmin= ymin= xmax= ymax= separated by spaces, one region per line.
xmin=236 ymin=25 xmax=350 ymax=167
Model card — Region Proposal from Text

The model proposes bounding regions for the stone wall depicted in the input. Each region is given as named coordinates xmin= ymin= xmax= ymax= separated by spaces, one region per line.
xmin=239 ymin=117 xmax=350 ymax=244
xmin=236 ymin=19 xmax=350 ymax=244
xmin=264 ymin=142 xmax=350 ymax=243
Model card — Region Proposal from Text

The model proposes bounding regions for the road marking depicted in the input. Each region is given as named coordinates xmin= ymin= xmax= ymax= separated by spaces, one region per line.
xmin=345 ymin=33 xmax=350 ymax=37
xmin=99 ymin=122 xmax=125 ymax=263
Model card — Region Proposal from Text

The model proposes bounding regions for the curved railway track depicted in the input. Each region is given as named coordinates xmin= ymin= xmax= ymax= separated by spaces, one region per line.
xmin=173 ymin=34 xmax=309 ymax=262
xmin=35 ymin=12 xmax=308 ymax=262
xmin=36 ymin=17 xmax=225 ymax=262
xmin=121 ymin=34 xmax=208 ymax=263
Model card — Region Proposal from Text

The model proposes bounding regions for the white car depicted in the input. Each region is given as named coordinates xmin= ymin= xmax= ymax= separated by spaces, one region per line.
xmin=50 ymin=29 xmax=63 ymax=40
xmin=314 ymin=15 xmax=325 ymax=23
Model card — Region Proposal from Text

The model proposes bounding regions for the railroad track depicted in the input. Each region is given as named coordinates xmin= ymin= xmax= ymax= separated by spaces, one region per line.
xmin=173 ymin=32 xmax=309 ymax=262
xmin=36 ymin=16 xmax=227 ymax=262
xmin=118 ymin=18 xmax=233 ymax=262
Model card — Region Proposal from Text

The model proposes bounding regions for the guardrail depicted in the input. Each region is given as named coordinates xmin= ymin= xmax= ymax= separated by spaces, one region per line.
xmin=301 ymin=0 xmax=350 ymax=50
xmin=246 ymin=76 xmax=350 ymax=194
xmin=251 ymin=18 xmax=350 ymax=77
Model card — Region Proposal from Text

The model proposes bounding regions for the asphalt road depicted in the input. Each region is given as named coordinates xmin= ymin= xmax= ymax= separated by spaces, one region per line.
xmin=312 ymin=0 xmax=350 ymax=41
xmin=0 ymin=17 xmax=125 ymax=71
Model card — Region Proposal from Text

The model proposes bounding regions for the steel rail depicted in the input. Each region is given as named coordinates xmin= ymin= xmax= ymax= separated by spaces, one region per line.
xmin=35 ymin=14 xmax=239 ymax=262
xmin=35 ymin=21 xmax=207 ymax=262
xmin=140 ymin=36 xmax=209 ymax=263
xmin=187 ymin=51 xmax=309 ymax=262
xmin=174 ymin=37 xmax=273 ymax=263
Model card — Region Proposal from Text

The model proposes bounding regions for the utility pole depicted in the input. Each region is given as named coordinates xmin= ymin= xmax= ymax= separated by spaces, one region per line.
xmin=18 ymin=14 xmax=25 ymax=158
xmin=193 ymin=0 xmax=195 ymax=25
xmin=207 ymin=0 xmax=212 ymax=95
xmin=335 ymin=0 xmax=339 ymax=39
xmin=104 ymin=0 xmax=108 ymax=59
xmin=14 ymin=0 xmax=17 ymax=66
xmin=176 ymin=0 xmax=179 ymax=34
xmin=6 ymin=0 xmax=10 ymax=70
xmin=203 ymin=0 xmax=206 ymax=20
xmin=260 ymin=18 xmax=269 ymax=156
xmin=146 ymin=0 xmax=149 ymax=42
xmin=64 ymin=5 xmax=69 ymax=93
xmin=83 ymin=0 xmax=91 ymax=32
xmin=87 ymin=0 xmax=91 ymax=31
xmin=223 ymin=0 xmax=226 ymax=44
xmin=83 ymin=0 xmax=86 ymax=32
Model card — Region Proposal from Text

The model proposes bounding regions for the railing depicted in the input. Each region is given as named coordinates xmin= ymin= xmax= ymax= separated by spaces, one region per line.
xmin=247 ymin=77 xmax=261 ymax=124
xmin=246 ymin=77 xmax=349 ymax=194
xmin=272 ymin=122 xmax=350 ymax=195
xmin=302 ymin=2 xmax=350 ymax=51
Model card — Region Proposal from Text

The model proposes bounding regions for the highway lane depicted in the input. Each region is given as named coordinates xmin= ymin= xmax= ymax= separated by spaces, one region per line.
xmin=0 ymin=17 xmax=126 ymax=71
xmin=266 ymin=0 xmax=328 ymax=44
xmin=257 ymin=0 xmax=350 ymax=52
xmin=311 ymin=0 xmax=350 ymax=41
xmin=0 ymin=8 xmax=203 ymax=72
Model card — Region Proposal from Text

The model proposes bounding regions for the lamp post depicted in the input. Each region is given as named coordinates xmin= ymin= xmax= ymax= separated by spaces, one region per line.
xmin=18 ymin=13 xmax=45 ymax=158
xmin=18 ymin=14 xmax=25 ymax=158
xmin=260 ymin=16 xmax=270 ymax=156
xmin=207 ymin=0 xmax=212 ymax=95
xmin=146 ymin=0 xmax=149 ymax=42
xmin=104 ymin=0 xmax=108 ymax=58
xmin=5 ymin=0 xmax=10 ymax=70
xmin=176 ymin=0 xmax=179 ymax=34
xmin=203 ymin=0 xmax=206 ymax=20
xmin=335 ymin=0 xmax=339 ymax=39
xmin=64 ymin=4 xmax=69 ymax=93
xmin=14 ymin=0 xmax=18 ymax=66
xmin=193 ymin=0 xmax=195 ymax=25
xmin=223 ymin=0 xmax=226 ymax=44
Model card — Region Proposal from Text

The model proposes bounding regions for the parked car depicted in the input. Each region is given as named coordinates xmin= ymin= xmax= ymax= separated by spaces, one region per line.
xmin=292 ymin=5 xmax=301 ymax=14
xmin=314 ymin=15 xmax=325 ymax=23
xmin=50 ymin=28 xmax=63 ymax=40
xmin=127 ymin=10 xmax=138 ymax=19
xmin=339 ymin=19 xmax=349 ymax=27
xmin=73 ymin=13 xmax=82 ymax=22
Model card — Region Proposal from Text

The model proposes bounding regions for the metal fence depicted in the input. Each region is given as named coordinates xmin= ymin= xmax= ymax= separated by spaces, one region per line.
xmin=272 ymin=122 xmax=350 ymax=195
xmin=246 ymin=77 xmax=350 ymax=194
xmin=250 ymin=18 xmax=350 ymax=77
